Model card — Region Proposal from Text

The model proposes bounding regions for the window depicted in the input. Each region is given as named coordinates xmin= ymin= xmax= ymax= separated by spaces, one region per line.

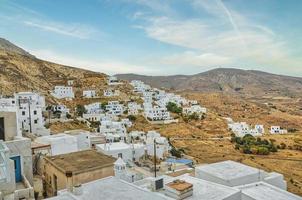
xmin=34 ymin=119 xmax=38 ymax=124
xmin=22 ymin=111 xmax=26 ymax=116
xmin=34 ymin=110 xmax=37 ymax=115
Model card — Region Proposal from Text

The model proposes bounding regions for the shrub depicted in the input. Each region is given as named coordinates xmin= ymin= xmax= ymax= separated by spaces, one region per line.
xmin=76 ymin=105 xmax=86 ymax=117
xmin=257 ymin=147 xmax=270 ymax=155
xmin=66 ymin=113 xmax=72 ymax=119
xmin=127 ymin=115 xmax=137 ymax=121
xmin=188 ymin=112 xmax=200 ymax=120
xmin=166 ymin=102 xmax=182 ymax=114
xmin=242 ymin=145 xmax=252 ymax=154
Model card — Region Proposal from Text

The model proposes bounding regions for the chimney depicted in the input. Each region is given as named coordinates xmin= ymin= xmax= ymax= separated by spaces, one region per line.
xmin=66 ymin=171 xmax=73 ymax=192
xmin=73 ymin=184 xmax=83 ymax=196
xmin=165 ymin=180 xmax=193 ymax=200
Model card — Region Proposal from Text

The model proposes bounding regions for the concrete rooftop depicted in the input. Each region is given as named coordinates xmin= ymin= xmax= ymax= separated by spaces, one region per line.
xmin=237 ymin=182 xmax=302 ymax=200
xmin=44 ymin=150 xmax=116 ymax=173
xmin=135 ymin=174 xmax=241 ymax=200
xmin=196 ymin=160 xmax=260 ymax=180
xmin=48 ymin=177 xmax=167 ymax=200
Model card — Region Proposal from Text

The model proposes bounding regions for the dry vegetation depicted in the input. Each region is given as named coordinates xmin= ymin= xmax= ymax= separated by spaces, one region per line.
xmin=49 ymin=120 xmax=90 ymax=134
xmin=130 ymin=93 xmax=302 ymax=196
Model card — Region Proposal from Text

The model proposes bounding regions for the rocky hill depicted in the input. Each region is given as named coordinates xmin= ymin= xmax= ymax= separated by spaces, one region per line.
xmin=0 ymin=38 xmax=107 ymax=101
xmin=117 ymin=68 xmax=302 ymax=97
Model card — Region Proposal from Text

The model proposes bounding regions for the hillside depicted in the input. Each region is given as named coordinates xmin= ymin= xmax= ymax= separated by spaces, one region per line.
xmin=116 ymin=68 xmax=302 ymax=97
xmin=0 ymin=38 xmax=108 ymax=102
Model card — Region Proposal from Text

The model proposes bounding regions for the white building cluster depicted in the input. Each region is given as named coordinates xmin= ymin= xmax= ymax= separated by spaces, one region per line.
xmin=103 ymin=89 xmax=120 ymax=97
xmin=83 ymin=90 xmax=97 ymax=98
xmin=127 ymin=102 xmax=142 ymax=115
xmin=227 ymin=118 xmax=264 ymax=137
xmin=48 ymin=160 xmax=302 ymax=200
xmin=51 ymin=86 xmax=74 ymax=99
xmin=270 ymin=126 xmax=288 ymax=134
xmin=130 ymin=80 xmax=206 ymax=122
xmin=97 ymin=130 xmax=170 ymax=162
xmin=0 ymin=92 xmax=50 ymax=136
xmin=227 ymin=118 xmax=288 ymax=137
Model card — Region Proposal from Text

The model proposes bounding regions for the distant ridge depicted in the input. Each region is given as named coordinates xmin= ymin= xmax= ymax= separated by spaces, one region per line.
xmin=116 ymin=68 xmax=302 ymax=97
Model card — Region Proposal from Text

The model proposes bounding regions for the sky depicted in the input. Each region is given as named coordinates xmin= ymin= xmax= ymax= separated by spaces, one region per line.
xmin=0 ymin=0 xmax=302 ymax=76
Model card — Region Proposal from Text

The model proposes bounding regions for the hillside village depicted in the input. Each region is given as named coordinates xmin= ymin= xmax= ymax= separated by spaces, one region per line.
xmin=1 ymin=72 xmax=302 ymax=200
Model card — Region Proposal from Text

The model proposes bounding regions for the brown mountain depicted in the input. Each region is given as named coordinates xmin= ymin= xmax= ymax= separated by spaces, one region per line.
xmin=116 ymin=68 xmax=302 ymax=97
xmin=0 ymin=38 xmax=107 ymax=99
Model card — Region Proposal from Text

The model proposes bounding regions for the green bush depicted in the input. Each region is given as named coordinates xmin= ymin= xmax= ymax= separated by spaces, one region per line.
xmin=127 ymin=115 xmax=137 ymax=121
xmin=257 ymin=147 xmax=270 ymax=155
xmin=166 ymin=102 xmax=182 ymax=114
xmin=76 ymin=105 xmax=87 ymax=117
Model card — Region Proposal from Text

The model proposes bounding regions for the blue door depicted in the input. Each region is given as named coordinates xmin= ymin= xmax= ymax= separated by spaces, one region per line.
xmin=10 ymin=156 xmax=22 ymax=182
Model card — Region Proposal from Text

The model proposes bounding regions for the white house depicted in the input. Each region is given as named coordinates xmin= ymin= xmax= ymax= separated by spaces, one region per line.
xmin=105 ymin=101 xmax=124 ymax=116
xmin=128 ymin=131 xmax=146 ymax=142
xmin=83 ymin=113 xmax=105 ymax=122
xmin=127 ymin=102 xmax=142 ymax=115
xmin=0 ymin=138 xmax=34 ymax=199
xmin=52 ymin=104 xmax=70 ymax=118
xmin=145 ymin=106 xmax=171 ymax=121
xmin=63 ymin=130 xmax=104 ymax=150
xmin=103 ymin=89 xmax=120 ymax=97
xmin=83 ymin=90 xmax=97 ymax=98
xmin=96 ymin=142 xmax=145 ymax=162
xmin=183 ymin=105 xmax=207 ymax=117
xmin=107 ymin=76 xmax=122 ymax=85
xmin=99 ymin=120 xmax=127 ymax=142
xmin=228 ymin=122 xmax=263 ymax=137
xmin=255 ymin=124 xmax=265 ymax=135
xmin=35 ymin=134 xmax=78 ymax=156
xmin=145 ymin=131 xmax=170 ymax=159
xmin=84 ymin=102 xmax=104 ymax=114
xmin=16 ymin=92 xmax=50 ymax=136
xmin=52 ymin=104 xmax=70 ymax=114
xmin=270 ymin=126 xmax=288 ymax=134
xmin=130 ymin=80 xmax=151 ymax=93
xmin=121 ymin=118 xmax=133 ymax=128
xmin=51 ymin=86 xmax=74 ymax=99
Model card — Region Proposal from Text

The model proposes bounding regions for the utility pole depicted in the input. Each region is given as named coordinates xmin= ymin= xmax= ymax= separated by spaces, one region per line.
xmin=154 ymin=138 xmax=157 ymax=178
xmin=28 ymin=99 xmax=32 ymax=133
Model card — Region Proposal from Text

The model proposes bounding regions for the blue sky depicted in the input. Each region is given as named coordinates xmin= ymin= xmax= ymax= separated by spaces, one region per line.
xmin=1 ymin=0 xmax=302 ymax=76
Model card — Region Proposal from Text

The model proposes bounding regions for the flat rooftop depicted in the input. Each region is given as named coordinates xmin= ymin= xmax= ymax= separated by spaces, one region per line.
xmin=196 ymin=160 xmax=260 ymax=180
xmin=97 ymin=142 xmax=145 ymax=151
xmin=237 ymin=182 xmax=302 ymax=200
xmin=135 ymin=174 xmax=240 ymax=200
xmin=48 ymin=177 xmax=167 ymax=200
xmin=45 ymin=150 xmax=116 ymax=173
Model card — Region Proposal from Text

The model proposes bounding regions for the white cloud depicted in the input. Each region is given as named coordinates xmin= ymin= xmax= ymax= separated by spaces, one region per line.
xmin=23 ymin=20 xmax=100 ymax=39
xmin=133 ymin=0 xmax=302 ymax=71
xmin=162 ymin=51 xmax=233 ymax=67
xmin=28 ymin=49 xmax=160 ymax=75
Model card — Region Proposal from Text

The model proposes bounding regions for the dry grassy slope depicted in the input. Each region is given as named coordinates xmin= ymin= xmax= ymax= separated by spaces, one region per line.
xmin=0 ymin=50 xmax=105 ymax=97
xmin=129 ymin=93 xmax=302 ymax=196
xmin=181 ymin=92 xmax=302 ymax=132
